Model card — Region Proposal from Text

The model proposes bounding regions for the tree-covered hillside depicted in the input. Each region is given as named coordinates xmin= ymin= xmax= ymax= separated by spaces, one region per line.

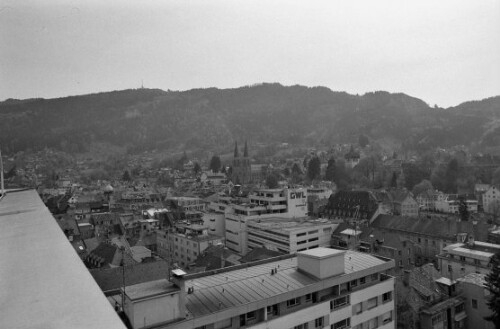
xmin=0 ymin=84 xmax=498 ymax=154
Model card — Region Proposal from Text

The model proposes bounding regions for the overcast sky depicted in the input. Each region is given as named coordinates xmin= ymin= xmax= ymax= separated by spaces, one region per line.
xmin=1 ymin=0 xmax=499 ymax=107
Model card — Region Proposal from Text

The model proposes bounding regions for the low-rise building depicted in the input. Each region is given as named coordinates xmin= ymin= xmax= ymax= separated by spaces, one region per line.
xmin=456 ymin=273 xmax=495 ymax=329
xmin=437 ymin=237 xmax=500 ymax=279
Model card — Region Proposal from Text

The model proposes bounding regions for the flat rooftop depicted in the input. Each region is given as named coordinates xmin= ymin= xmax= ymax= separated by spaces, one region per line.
xmin=125 ymin=279 xmax=179 ymax=301
xmin=183 ymin=250 xmax=389 ymax=318
xmin=247 ymin=217 xmax=337 ymax=233
xmin=0 ymin=190 xmax=125 ymax=329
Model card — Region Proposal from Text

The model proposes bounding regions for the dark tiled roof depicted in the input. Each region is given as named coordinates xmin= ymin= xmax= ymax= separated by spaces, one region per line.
xmin=89 ymin=243 xmax=118 ymax=265
xmin=325 ymin=190 xmax=379 ymax=218
xmin=239 ymin=247 xmax=284 ymax=263
xmin=90 ymin=260 xmax=169 ymax=292
xmin=371 ymin=215 xmax=490 ymax=241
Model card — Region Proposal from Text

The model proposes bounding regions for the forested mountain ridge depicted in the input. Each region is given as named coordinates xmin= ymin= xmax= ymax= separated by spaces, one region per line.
xmin=0 ymin=84 xmax=498 ymax=154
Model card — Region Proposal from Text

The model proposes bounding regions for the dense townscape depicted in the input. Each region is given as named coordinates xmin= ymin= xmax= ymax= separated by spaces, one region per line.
xmin=2 ymin=124 xmax=500 ymax=328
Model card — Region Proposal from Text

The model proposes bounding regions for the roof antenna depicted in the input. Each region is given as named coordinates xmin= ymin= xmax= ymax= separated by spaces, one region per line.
xmin=0 ymin=147 xmax=4 ymax=197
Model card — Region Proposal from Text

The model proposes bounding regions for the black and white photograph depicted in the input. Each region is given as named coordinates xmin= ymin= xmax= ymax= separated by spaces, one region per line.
xmin=1 ymin=1 xmax=499 ymax=329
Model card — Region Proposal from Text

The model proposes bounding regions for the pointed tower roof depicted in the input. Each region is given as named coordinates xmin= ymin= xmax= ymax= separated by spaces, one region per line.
xmin=244 ymin=141 xmax=248 ymax=157
xmin=234 ymin=141 xmax=239 ymax=158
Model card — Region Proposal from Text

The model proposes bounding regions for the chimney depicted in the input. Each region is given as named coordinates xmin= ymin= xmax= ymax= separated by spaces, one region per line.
xmin=170 ymin=269 xmax=187 ymax=319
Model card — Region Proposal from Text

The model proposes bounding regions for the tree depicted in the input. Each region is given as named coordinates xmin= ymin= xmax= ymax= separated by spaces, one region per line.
xmin=193 ymin=162 xmax=201 ymax=174
xmin=492 ymin=167 xmax=500 ymax=187
xmin=291 ymin=163 xmax=303 ymax=184
xmin=325 ymin=157 xmax=336 ymax=182
xmin=209 ymin=155 xmax=221 ymax=173
xmin=122 ymin=170 xmax=131 ymax=181
xmin=390 ymin=172 xmax=398 ymax=188
xmin=358 ymin=134 xmax=369 ymax=148
xmin=458 ymin=197 xmax=469 ymax=222
xmin=412 ymin=179 xmax=433 ymax=196
xmin=307 ymin=156 xmax=321 ymax=181
xmin=175 ymin=151 xmax=188 ymax=170
xmin=485 ymin=250 xmax=500 ymax=329
xmin=444 ymin=159 xmax=459 ymax=193
xmin=266 ymin=173 xmax=279 ymax=189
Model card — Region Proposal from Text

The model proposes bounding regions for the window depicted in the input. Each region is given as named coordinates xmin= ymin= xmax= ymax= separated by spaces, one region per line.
xmin=474 ymin=259 xmax=481 ymax=265
xmin=359 ymin=277 xmax=366 ymax=284
xmin=331 ymin=295 xmax=350 ymax=310
xmin=367 ymin=297 xmax=378 ymax=310
xmin=350 ymin=279 xmax=358 ymax=288
xmin=246 ymin=311 xmax=256 ymax=320
xmin=448 ymin=265 xmax=452 ymax=273
xmin=295 ymin=323 xmax=309 ymax=329
xmin=332 ymin=318 xmax=350 ymax=329
xmin=353 ymin=302 xmax=362 ymax=314
xmin=287 ymin=297 xmax=301 ymax=307
xmin=460 ymin=256 xmax=466 ymax=262
xmin=455 ymin=303 xmax=465 ymax=313
xmin=305 ymin=293 xmax=312 ymax=301
xmin=315 ymin=317 xmax=324 ymax=328
xmin=472 ymin=299 xmax=478 ymax=309
xmin=382 ymin=311 xmax=393 ymax=324
xmin=367 ymin=317 xmax=378 ymax=329
xmin=382 ymin=291 xmax=392 ymax=303
xmin=431 ymin=314 xmax=443 ymax=325
xmin=340 ymin=282 xmax=350 ymax=294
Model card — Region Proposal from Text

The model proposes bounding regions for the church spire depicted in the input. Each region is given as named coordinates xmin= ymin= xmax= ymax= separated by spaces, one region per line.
xmin=234 ymin=141 xmax=239 ymax=158
xmin=244 ymin=141 xmax=248 ymax=157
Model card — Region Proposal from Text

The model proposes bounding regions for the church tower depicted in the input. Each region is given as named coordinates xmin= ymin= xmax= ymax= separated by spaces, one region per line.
xmin=232 ymin=141 xmax=251 ymax=184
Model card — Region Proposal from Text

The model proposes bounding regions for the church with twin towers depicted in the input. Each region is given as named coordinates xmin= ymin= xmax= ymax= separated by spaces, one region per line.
xmin=232 ymin=141 xmax=251 ymax=185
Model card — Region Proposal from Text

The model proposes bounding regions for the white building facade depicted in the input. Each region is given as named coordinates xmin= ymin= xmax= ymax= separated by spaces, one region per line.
xmin=122 ymin=248 xmax=396 ymax=329
xmin=225 ymin=188 xmax=308 ymax=254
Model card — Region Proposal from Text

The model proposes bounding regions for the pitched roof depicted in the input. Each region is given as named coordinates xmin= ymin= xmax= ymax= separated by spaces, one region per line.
xmin=371 ymin=214 xmax=490 ymax=241
xmin=90 ymin=260 xmax=169 ymax=292
xmin=239 ymin=247 xmax=284 ymax=263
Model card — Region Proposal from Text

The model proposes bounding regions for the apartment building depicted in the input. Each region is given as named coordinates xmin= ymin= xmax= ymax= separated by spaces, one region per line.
xmin=166 ymin=197 xmax=206 ymax=223
xmin=246 ymin=217 xmax=338 ymax=254
xmin=161 ymin=224 xmax=225 ymax=269
xmin=483 ymin=185 xmax=500 ymax=214
xmin=437 ymin=236 xmax=500 ymax=279
xmin=121 ymin=247 xmax=396 ymax=329
xmin=225 ymin=188 xmax=308 ymax=254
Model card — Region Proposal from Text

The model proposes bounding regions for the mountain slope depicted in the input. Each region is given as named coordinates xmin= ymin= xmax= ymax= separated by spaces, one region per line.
xmin=0 ymin=84 xmax=498 ymax=154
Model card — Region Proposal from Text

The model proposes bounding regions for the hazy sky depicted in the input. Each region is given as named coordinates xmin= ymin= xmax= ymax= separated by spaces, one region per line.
xmin=1 ymin=0 xmax=499 ymax=107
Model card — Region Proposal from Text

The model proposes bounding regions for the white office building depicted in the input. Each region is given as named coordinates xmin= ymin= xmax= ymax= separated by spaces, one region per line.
xmin=225 ymin=188 xmax=308 ymax=254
